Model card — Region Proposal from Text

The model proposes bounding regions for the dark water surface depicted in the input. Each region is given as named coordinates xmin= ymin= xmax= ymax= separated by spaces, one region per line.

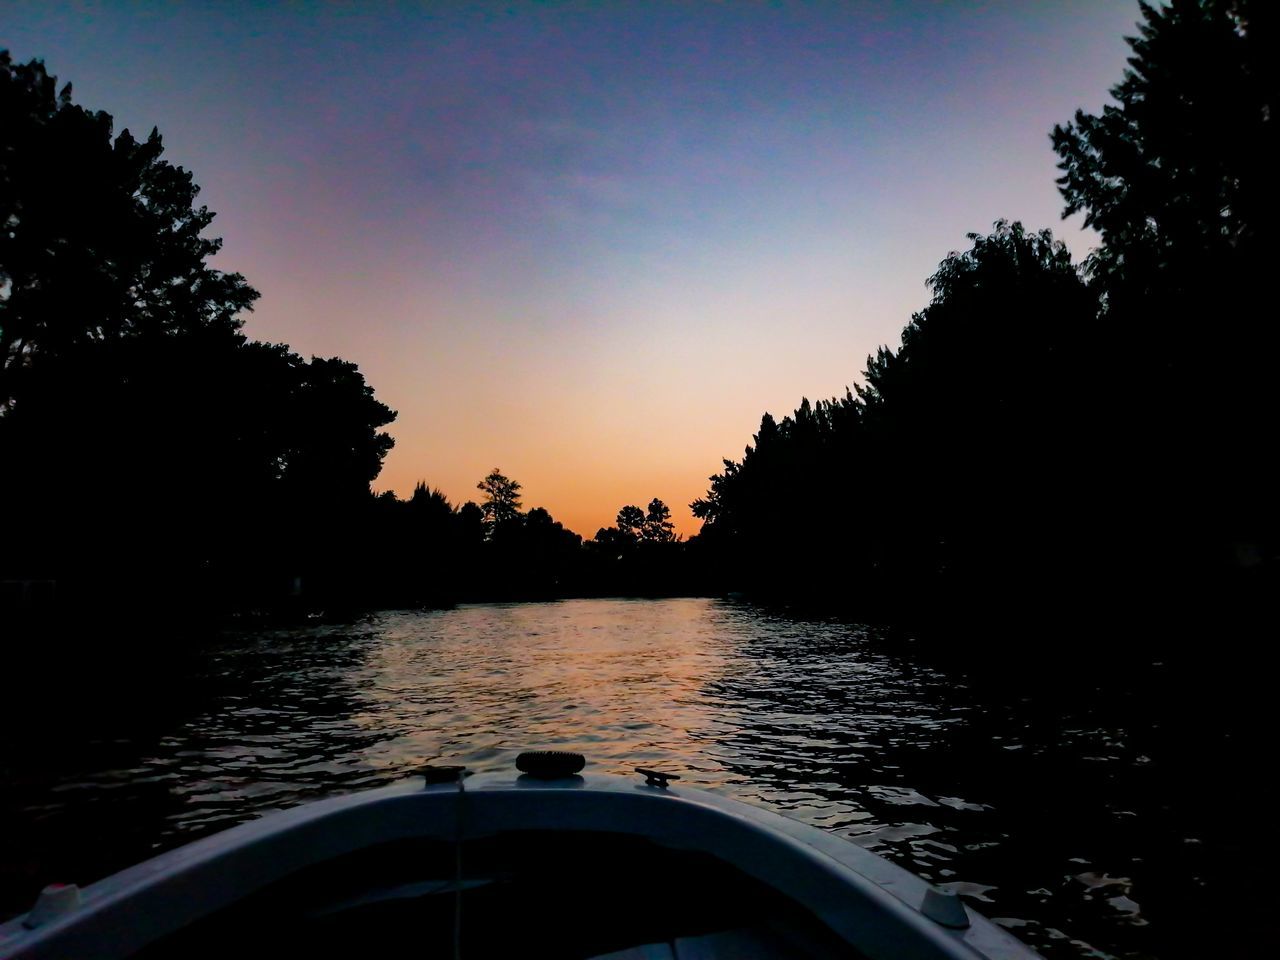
xmin=1 ymin=599 xmax=1267 ymax=958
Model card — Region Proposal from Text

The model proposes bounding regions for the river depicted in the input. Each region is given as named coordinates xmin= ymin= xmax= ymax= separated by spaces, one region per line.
xmin=0 ymin=598 xmax=1265 ymax=958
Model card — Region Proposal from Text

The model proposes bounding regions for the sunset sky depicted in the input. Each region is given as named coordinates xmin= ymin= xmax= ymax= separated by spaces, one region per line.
xmin=4 ymin=1 xmax=1138 ymax=538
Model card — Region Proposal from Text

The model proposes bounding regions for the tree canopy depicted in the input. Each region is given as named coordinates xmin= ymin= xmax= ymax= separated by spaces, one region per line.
xmin=0 ymin=52 xmax=257 ymax=412
xmin=693 ymin=0 xmax=1277 ymax=628
xmin=1052 ymin=0 xmax=1275 ymax=294
xmin=692 ymin=220 xmax=1099 ymax=611
xmin=477 ymin=468 xmax=523 ymax=538
xmin=1051 ymin=0 xmax=1278 ymax=554
xmin=0 ymin=54 xmax=396 ymax=617
xmin=642 ymin=499 xmax=677 ymax=544
xmin=616 ymin=505 xmax=646 ymax=542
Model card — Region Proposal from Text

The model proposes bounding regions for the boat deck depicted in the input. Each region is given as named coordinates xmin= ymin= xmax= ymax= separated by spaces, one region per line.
xmin=133 ymin=830 xmax=864 ymax=958
xmin=2 ymin=771 xmax=1039 ymax=959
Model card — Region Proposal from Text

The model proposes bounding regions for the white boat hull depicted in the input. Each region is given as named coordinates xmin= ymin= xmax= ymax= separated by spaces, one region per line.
xmin=0 ymin=771 xmax=1040 ymax=959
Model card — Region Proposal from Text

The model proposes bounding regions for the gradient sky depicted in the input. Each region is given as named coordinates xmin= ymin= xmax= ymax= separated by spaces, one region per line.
xmin=3 ymin=1 xmax=1139 ymax=537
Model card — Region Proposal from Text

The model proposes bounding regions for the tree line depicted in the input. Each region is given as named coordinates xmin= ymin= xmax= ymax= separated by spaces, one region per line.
xmin=364 ymin=470 xmax=698 ymax=607
xmin=0 ymin=53 xmax=706 ymax=625
xmin=691 ymin=0 xmax=1277 ymax=639
xmin=0 ymin=53 xmax=390 ymax=625
xmin=5 ymin=0 xmax=1273 ymax=636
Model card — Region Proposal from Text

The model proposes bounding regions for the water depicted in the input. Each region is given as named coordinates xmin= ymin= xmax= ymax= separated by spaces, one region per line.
xmin=0 ymin=599 xmax=1266 ymax=958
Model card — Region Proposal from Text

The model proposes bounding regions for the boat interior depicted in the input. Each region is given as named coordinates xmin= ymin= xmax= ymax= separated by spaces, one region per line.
xmin=133 ymin=829 xmax=868 ymax=958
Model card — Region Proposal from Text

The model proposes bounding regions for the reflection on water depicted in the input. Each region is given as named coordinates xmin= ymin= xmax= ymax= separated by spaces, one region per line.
xmin=0 ymin=599 xmax=1264 ymax=958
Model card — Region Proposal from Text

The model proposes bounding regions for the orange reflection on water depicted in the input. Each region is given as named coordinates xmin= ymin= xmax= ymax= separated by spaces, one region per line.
xmin=354 ymin=598 xmax=733 ymax=777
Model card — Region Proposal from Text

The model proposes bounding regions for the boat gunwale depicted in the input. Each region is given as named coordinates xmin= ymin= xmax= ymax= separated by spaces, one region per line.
xmin=0 ymin=772 xmax=1037 ymax=960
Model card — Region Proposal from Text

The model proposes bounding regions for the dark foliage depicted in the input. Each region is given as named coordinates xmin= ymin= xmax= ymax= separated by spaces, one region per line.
xmin=0 ymin=53 xmax=397 ymax=627
xmin=695 ymin=0 xmax=1278 ymax=636
xmin=584 ymin=497 xmax=697 ymax=595
xmin=1051 ymin=0 xmax=1278 ymax=579
xmin=694 ymin=222 xmax=1101 ymax=620
xmin=476 ymin=468 xmax=524 ymax=539
xmin=361 ymin=477 xmax=704 ymax=603
xmin=0 ymin=53 xmax=256 ymax=411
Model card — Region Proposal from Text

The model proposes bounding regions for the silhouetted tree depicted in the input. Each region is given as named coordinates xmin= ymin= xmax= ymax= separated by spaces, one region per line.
xmin=521 ymin=507 xmax=584 ymax=577
xmin=694 ymin=0 xmax=1277 ymax=634
xmin=278 ymin=355 xmax=397 ymax=511
xmin=0 ymin=54 xmax=397 ymax=621
xmin=1051 ymin=0 xmax=1278 ymax=570
xmin=1052 ymin=0 xmax=1274 ymax=299
xmin=616 ymin=505 xmax=645 ymax=542
xmin=0 ymin=52 xmax=256 ymax=413
xmin=477 ymin=469 xmax=523 ymax=538
xmin=591 ymin=526 xmax=635 ymax=557
xmin=581 ymin=496 xmax=696 ymax=596
xmin=694 ymin=221 xmax=1097 ymax=615
xmin=410 ymin=482 xmax=454 ymax=520
xmin=458 ymin=501 xmax=486 ymax=541
xmin=359 ymin=480 xmax=481 ymax=608
xmin=641 ymin=499 xmax=677 ymax=543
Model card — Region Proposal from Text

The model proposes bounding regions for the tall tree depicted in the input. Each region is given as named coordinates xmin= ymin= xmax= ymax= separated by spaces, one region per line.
xmin=458 ymin=501 xmax=485 ymax=541
xmin=477 ymin=468 xmax=523 ymax=538
xmin=693 ymin=1 xmax=1277 ymax=623
xmin=641 ymin=498 xmax=677 ymax=543
xmin=409 ymin=482 xmax=454 ymax=522
xmin=279 ymin=355 xmax=397 ymax=505
xmin=1052 ymin=0 xmax=1275 ymax=296
xmin=1051 ymin=0 xmax=1278 ymax=560
xmin=0 ymin=55 xmax=398 ymax=614
xmin=693 ymin=222 xmax=1097 ymax=609
xmin=0 ymin=52 xmax=257 ymax=412
xmin=616 ymin=505 xmax=645 ymax=541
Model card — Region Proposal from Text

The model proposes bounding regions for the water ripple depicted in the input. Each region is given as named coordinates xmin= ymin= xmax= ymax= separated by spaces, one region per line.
xmin=0 ymin=599 xmax=1259 ymax=959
